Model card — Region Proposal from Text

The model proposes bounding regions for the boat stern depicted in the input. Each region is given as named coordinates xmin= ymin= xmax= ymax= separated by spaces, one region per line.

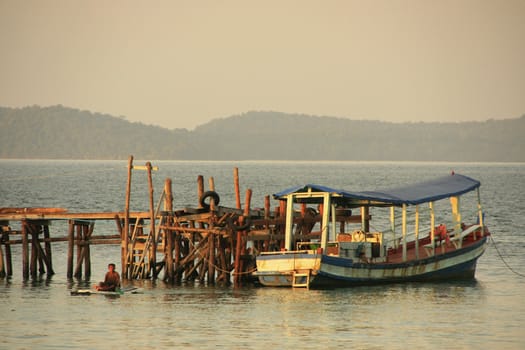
xmin=254 ymin=250 xmax=321 ymax=287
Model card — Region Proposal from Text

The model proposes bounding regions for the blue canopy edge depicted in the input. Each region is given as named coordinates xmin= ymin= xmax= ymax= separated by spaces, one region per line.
xmin=273 ymin=173 xmax=480 ymax=206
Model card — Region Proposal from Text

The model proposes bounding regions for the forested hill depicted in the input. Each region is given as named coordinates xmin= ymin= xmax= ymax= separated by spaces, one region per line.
xmin=1 ymin=105 xmax=524 ymax=161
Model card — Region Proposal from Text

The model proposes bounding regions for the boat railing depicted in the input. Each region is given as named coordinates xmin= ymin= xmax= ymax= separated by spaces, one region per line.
xmin=382 ymin=225 xmax=434 ymax=248
xmin=259 ymin=250 xmax=311 ymax=256
xmin=382 ymin=209 xmax=483 ymax=249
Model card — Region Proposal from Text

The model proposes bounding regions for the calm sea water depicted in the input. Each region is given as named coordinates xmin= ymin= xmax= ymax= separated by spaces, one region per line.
xmin=1 ymin=160 xmax=524 ymax=349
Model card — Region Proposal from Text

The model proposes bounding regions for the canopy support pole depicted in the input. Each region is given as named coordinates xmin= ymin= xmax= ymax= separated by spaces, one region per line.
xmin=390 ymin=207 xmax=396 ymax=248
xmin=320 ymin=193 xmax=331 ymax=251
xmin=284 ymin=194 xmax=294 ymax=251
xmin=450 ymin=196 xmax=462 ymax=247
xmin=476 ymin=188 xmax=483 ymax=239
xmin=429 ymin=201 xmax=435 ymax=256
xmin=414 ymin=205 xmax=420 ymax=260
xmin=402 ymin=204 xmax=407 ymax=262
xmin=331 ymin=202 xmax=336 ymax=242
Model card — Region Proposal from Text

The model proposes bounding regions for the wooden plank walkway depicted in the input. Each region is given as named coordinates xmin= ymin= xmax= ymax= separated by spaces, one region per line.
xmin=0 ymin=210 xmax=151 ymax=221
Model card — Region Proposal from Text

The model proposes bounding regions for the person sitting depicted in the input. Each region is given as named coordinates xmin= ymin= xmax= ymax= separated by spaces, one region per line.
xmin=95 ymin=263 xmax=121 ymax=291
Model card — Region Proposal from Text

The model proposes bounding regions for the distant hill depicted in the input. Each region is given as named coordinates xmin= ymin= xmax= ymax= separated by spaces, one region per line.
xmin=1 ymin=105 xmax=524 ymax=161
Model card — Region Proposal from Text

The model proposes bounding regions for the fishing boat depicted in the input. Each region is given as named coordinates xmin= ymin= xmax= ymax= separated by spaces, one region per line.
xmin=253 ymin=173 xmax=489 ymax=288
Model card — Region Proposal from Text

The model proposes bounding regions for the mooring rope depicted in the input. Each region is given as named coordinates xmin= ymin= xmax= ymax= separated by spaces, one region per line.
xmin=186 ymin=236 xmax=257 ymax=276
xmin=489 ymin=235 xmax=525 ymax=278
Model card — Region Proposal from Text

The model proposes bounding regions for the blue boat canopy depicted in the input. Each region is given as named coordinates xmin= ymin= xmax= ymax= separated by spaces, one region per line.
xmin=273 ymin=173 xmax=480 ymax=206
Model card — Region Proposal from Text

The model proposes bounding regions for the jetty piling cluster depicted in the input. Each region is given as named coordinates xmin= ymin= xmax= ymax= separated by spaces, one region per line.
xmin=0 ymin=156 xmax=361 ymax=285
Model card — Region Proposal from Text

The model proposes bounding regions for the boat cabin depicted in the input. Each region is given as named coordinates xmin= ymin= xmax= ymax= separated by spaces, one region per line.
xmin=272 ymin=173 xmax=485 ymax=263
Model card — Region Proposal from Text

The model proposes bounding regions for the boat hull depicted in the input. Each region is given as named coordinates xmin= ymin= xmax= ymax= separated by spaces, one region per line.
xmin=255 ymin=237 xmax=488 ymax=288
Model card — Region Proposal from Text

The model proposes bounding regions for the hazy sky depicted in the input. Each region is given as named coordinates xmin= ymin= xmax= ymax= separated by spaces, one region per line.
xmin=1 ymin=1 xmax=524 ymax=130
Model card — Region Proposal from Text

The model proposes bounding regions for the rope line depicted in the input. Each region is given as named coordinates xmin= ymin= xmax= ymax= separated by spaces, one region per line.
xmin=489 ymin=235 xmax=525 ymax=278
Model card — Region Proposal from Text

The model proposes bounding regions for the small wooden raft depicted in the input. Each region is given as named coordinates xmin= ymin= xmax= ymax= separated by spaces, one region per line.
xmin=70 ymin=286 xmax=140 ymax=296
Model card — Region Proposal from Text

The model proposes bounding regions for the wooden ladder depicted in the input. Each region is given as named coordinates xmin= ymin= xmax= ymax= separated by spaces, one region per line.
xmin=127 ymin=190 xmax=167 ymax=279
xmin=292 ymin=271 xmax=310 ymax=289
xmin=128 ymin=218 xmax=150 ymax=278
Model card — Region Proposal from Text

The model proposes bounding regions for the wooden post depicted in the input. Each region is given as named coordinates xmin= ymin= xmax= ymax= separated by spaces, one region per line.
xmin=85 ymin=223 xmax=94 ymax=278
xmin=123 ymin=155 xmax=133 ymax=279
xmin=5 ymin=233 xmax=12 ymax=276
xmin=208 ymin=233 xmax=216 ymax=285
xmin=164 ymin=178 xmax=174 ymax=282
xmin=235 ymin=189 xmax=252 ymax=285
xmin=30 ymin=223 xmax=38 ymax=277
xmin=22 ymin=220 xmax=29 ymax=280
xmin=197 ymin=175 xmax=204 ymax=208
xmin=362 ymin=206 xmax=370 ymax=232
xmin=42 ymin=224 xmax=54 ymax=275
xmin=216 ymin=235 xmax=229 ymax=284
xmin=234 ymin=168 xmax=241 ymax=209
xmin=209 ymin=177 xmax=216 ymax=210
xmin=146 ymin=162 xmax=157 ymax=279
xmin=36 ymin=240 xmax=46 ymax=275
xmin=264 ymin=195 xmax=270 ymax=220
xmin=0 ymin=236 xmax=5 ymax=278
xmin=74 ymin=224 xmax=82 ymax=278
xmin=233 ymin=167 xmax=242 ymax=285
xmin=234 ymin=230 xmax=242 ymax=285
xmin=67 ymin=220 xmax=74 ymax=278
xmin=208 ymin=177 xmax=216 ymax=284
xmin=175 ymin=234 xmax=181 ymax=282
xmin=0 ymin=226 xmax=13 ymax=277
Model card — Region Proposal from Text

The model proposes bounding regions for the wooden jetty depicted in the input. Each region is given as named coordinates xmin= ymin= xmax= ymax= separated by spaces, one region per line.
xmin=0 ymin=156 xmax=362 ymax=286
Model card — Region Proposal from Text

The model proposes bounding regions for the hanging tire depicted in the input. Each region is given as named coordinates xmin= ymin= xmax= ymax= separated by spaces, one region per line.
xmin=227 ymin=216 xmax=251 ymax=232
xmin=199 ymin=191 xmax=220 ymax=210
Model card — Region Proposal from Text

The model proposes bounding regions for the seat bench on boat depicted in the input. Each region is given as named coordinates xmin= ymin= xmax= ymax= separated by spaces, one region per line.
xmin=424 ymin=224 xmax=481 ymax=255
xmin=423 ymin=237 xmax=447 ymax=256
xmin=449 ymin=224 xmax=481 ymax=248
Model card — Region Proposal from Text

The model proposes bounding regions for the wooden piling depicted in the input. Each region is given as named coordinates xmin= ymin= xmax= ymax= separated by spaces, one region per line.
xmin=241 ymin=189 xmax=252 ymax=282
xmin=207 ymin=177 xmax=216 ymax=284
xmin=67 ymin=221 xmax=74 ymax=278
xmin=234 ymin=168 xmax=241 ymax=209
xmin=5 ymin=235 xmax=12 ymax=276
xmin=233 ymin=222 xmax=242 ymax=283
xmin=164 ymin=178 xmax=174 ymax=282
xmin=123 ymin=155 xmax=133 ymax=278
xmin=74 ymin=223 xmax=82 ymax=278
xmin=264 ymin=195 xmax=270 ymax=219
xmin=197 ymin=175 xmax=204 ymax=208
xmin=30 ymin=224 xmax=38 ymax=277
xmin=233 ymin=168 xmax=242 ymax=285
xmin=43 ymin=224 xmax=54 ymax=275
xmin=22 ymin=220 xmax=29 ymax=280
xmin=85 ymin=223 xmax=93 ymax=278
xmin=0 ymin=233 xmax=5 ymax=278
xmin=146 ymin=162 xmax=157 ymax=279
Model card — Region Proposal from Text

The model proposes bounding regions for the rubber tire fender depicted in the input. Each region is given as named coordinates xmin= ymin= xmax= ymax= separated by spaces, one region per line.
xmin=199 ymin=190 xmax=220 ymax=210
xmin=227 ymin=216 xmax=251 ymax=232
